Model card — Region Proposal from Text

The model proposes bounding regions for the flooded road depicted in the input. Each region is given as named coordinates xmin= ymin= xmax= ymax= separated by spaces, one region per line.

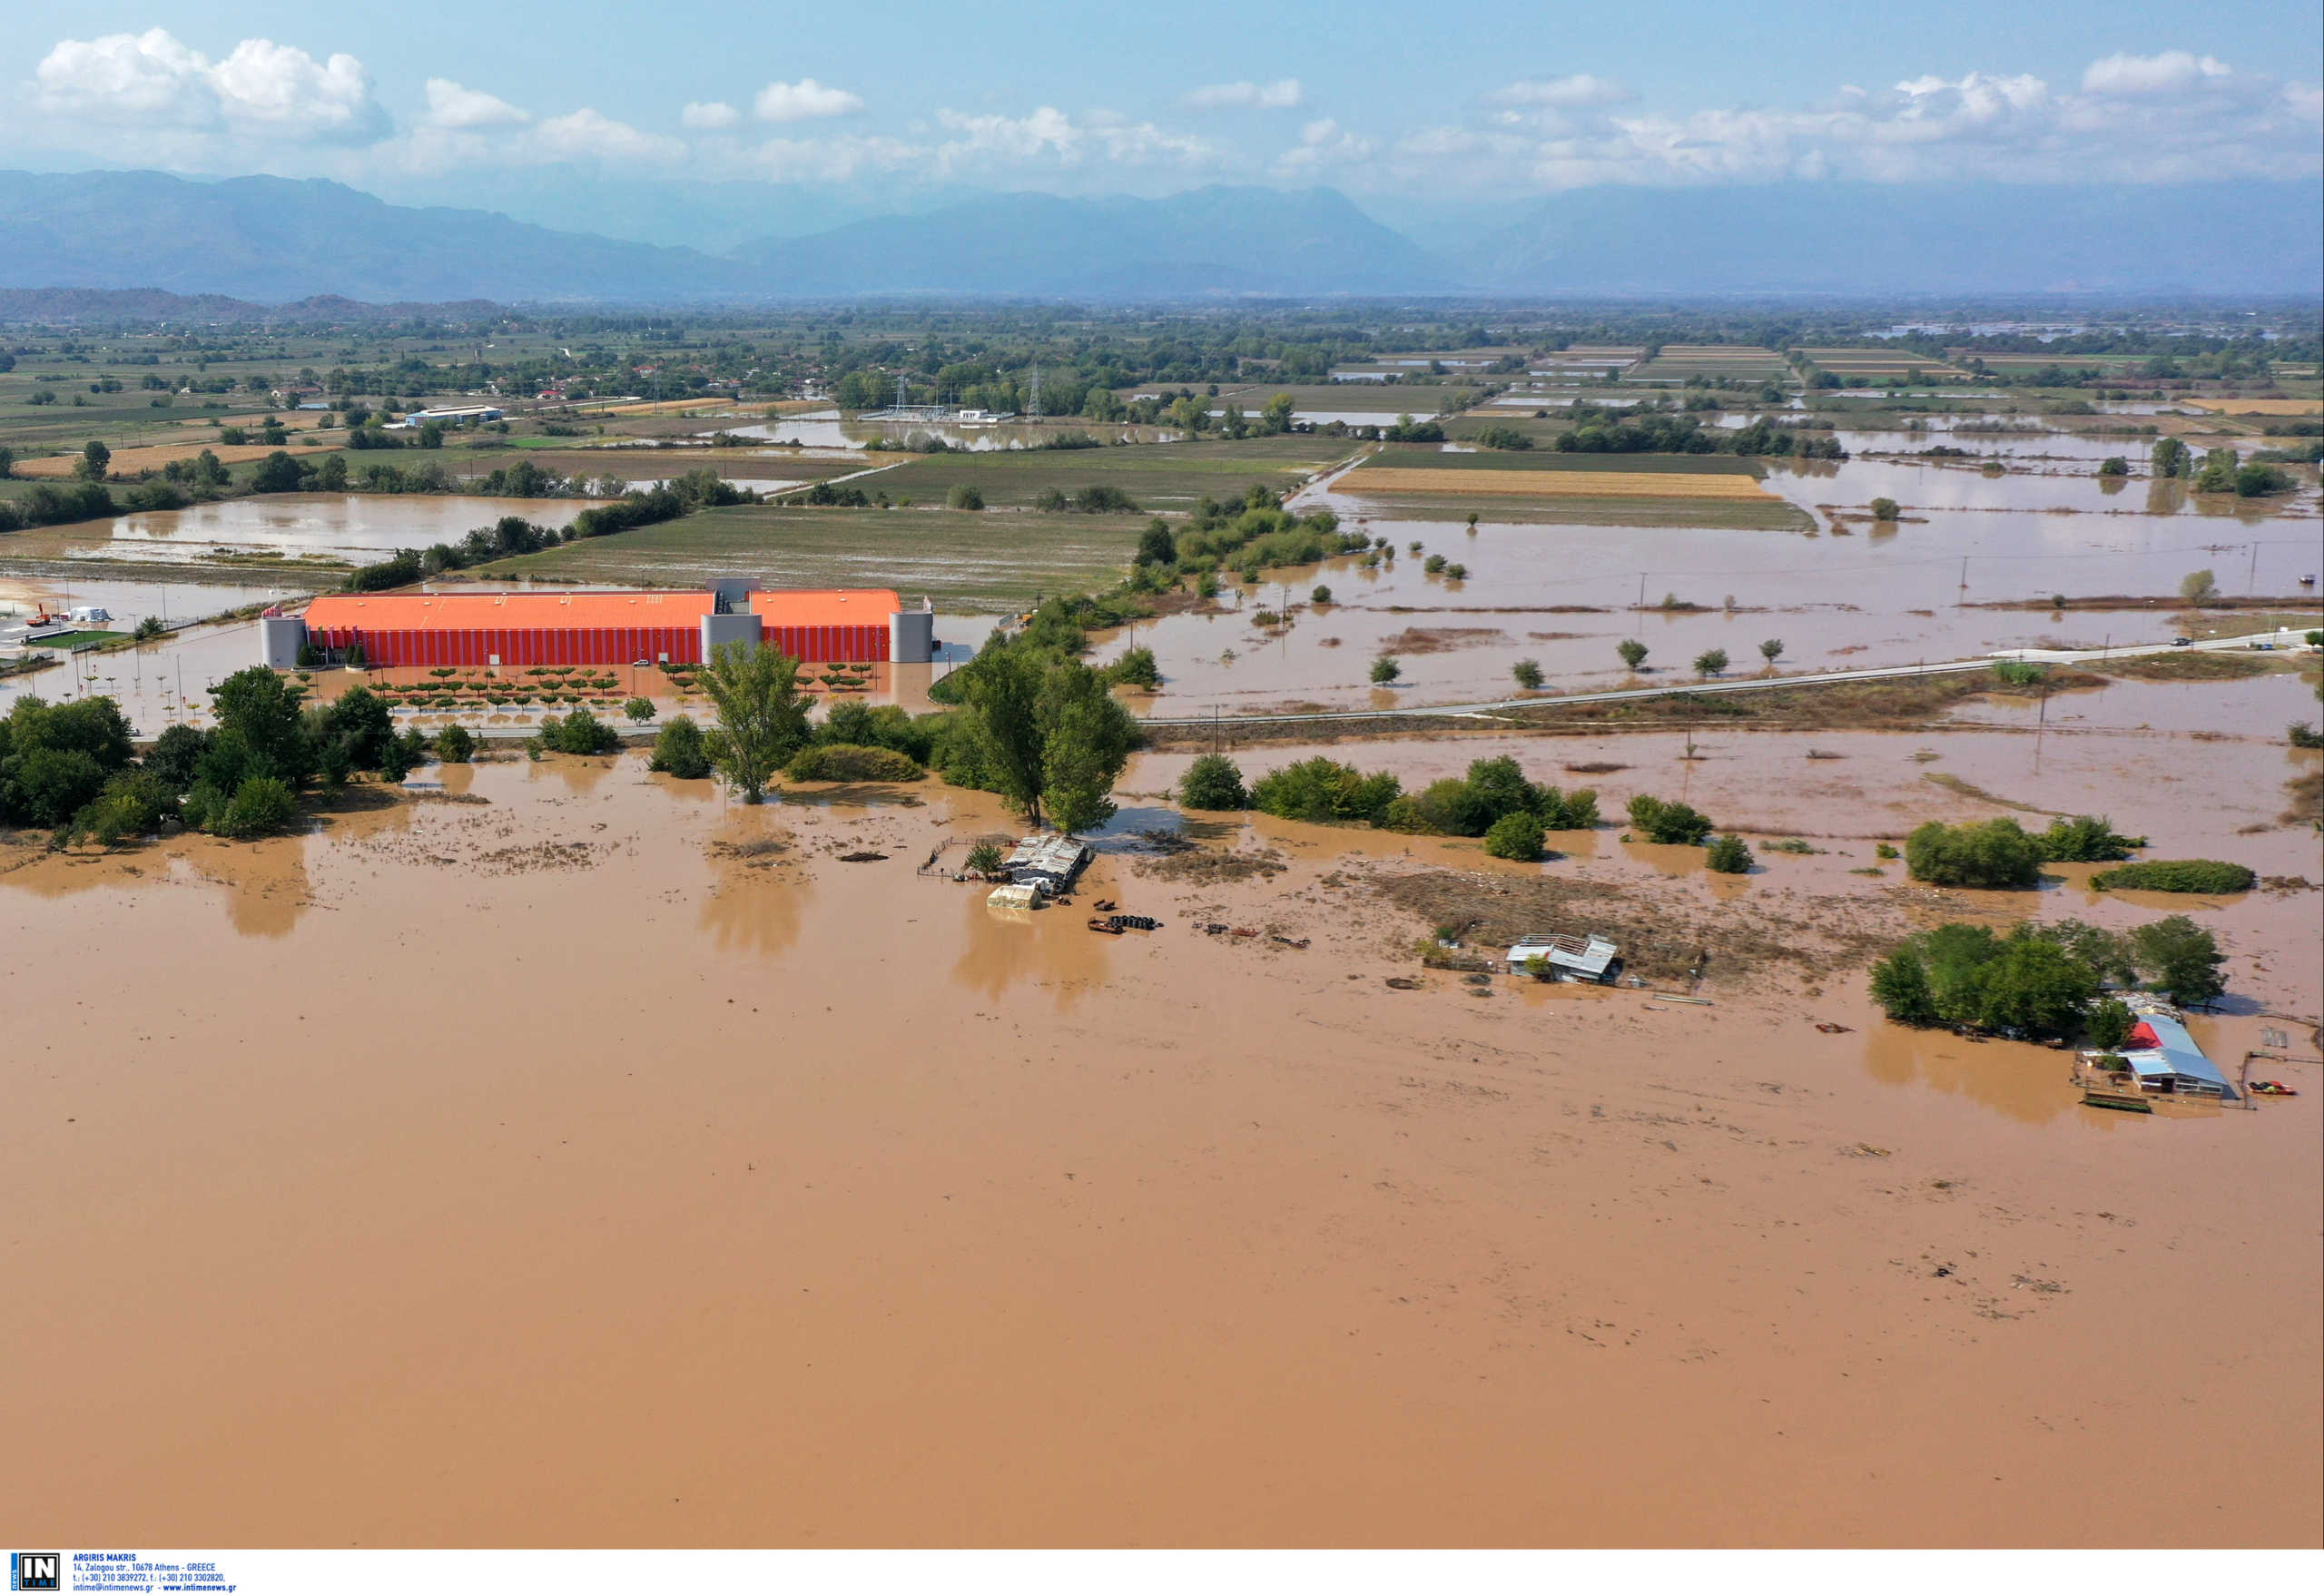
xmin=1 ymin=695 xmax=2314 ymax=1546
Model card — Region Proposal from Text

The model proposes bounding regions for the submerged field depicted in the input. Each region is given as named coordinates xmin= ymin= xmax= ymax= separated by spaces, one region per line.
xmin=1331 ymin=449 xmax=1808 ymax=530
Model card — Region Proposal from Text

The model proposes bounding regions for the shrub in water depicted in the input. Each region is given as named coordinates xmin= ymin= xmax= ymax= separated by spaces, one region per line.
xmin=649 ymin=715 xmax=711 ymax=779
xmin=1627 ymin=793 xmax=1715 ymax=845
xmin=2035 ymin=813 xmax=2144 ymax=862
xmin=212 ymin=775 xmax=298 ymax=839
xmin=1250 ymin=757 xmax=1401 ymax=825
xmin=1904 ymin=817 xmax=2044 ymax=889
xmin=537 ymin=709 xmax=621 ymax=755
xmin=783 ymin=743 xmax=923 ymax=783
xmin=2088 ymin=859 xmax=2255 ymax=894
xmin=1178 ymin=753 xmax=1248 ymax=811
xmin=1705 ymin=833 xmax=1755 ymax=873
xmin=1482 ymin=811 xmax=1546 ymax=862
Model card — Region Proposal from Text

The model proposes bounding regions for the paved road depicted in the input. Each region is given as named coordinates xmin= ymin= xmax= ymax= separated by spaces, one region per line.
xmin=1134 ymin=626 xmax=2318 ymax=729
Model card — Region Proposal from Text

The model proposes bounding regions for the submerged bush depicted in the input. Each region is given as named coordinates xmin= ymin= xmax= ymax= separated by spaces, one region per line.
xmin=1177 ymin=753 xmax=1248 ymax=811
xmin=1705 ymin=833 xmax=1755 ymax=873
xmin=212 ymin=775 xmax=299 ymax=840
xmin=649 ymin=715 xmax=712 ymax=779
xmin=783 ymin=743 xmax=923 ymax=783
xmin=2088 ymin=859 xmax=2255 ymax=894
xmin=1250 ymin=756 xmax=1401 ymax=825
xmin=434 ymin=724 xmax=475 ymax=763
xmin=1627 ymin=793 xmax=1715 ymax=845
xmin=2036 ymin=813 xmax=2144 ymax=862
xmin=537 ymin=709 xmax=621 ymax=755
xmin=1482 ymin=811 xmax=1546 ymax=862
xmin=1904 ymin=817 xmax=2044 ymax=889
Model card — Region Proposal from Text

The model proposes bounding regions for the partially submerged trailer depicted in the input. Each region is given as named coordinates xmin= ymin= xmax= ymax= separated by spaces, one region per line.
xmin=1505 ymin=933 xmax=1624 ymax=984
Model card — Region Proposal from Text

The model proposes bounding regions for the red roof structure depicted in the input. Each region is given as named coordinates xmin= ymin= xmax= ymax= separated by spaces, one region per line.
xmin=297 ymin=587 xmax=903 ymax=667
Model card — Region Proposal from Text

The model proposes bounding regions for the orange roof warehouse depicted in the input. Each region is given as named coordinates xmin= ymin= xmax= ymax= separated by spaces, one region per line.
xmin=268 ymin=585 xmax=934 ymax=669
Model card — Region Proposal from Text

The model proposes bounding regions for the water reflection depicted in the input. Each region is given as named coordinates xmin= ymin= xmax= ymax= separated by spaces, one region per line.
xmin=697 ymin=869 xmax=807 ymax=960
xmin=949 ymin=888 xmax=1108 ymax=1010
xmin=1860 ymin=1024 xmax=2125 ymax=1128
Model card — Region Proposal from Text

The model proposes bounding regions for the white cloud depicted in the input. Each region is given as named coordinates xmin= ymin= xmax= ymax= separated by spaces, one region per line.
xmin=933 ymin=105 xmax=1080 ymax=165
xmin=681 ymin=100 xmax=741 ymax=131
xmin=34 ymin=28 xmax=386 ymax=142
xmin=1186 ymin=78 xmax=1303 ymax=111
xmin=917 ymin=105 xmax=1209 ymax=174
xmin=2083 ymin=50 xmax=2230 ymax=96
xmin=1274 ymin=116 xmax=1374 ymax=177
xmin=424 ymin=78 xmax=528 ymax=130
xmin=530 ymin=109 xmax=686 ymax=163
xmin=1393 ymin=49 xmax=2320 ymax=192
xmin=1493 ymin=74 xmax=1630 ymax=108
xmin=753 ymin=78 xmax=863 ymax=123
xmin=743 ymin=133 xmax=920 ymax=183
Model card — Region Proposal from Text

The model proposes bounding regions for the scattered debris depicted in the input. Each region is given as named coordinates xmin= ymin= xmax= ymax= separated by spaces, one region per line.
xmin=837 ymin=851 xmax=889 ymax=863
xmin=1088 ymin=913 xmax=1161 ymax=934
xmin=1814 ymin=1021 xmax=1854 ymax=1034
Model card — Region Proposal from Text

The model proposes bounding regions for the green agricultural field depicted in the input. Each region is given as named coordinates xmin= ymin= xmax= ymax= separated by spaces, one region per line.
xmin=1207 ymin=382 xmax=1459 ymax=414
xmin=475 ymin=504 xmax=1152 ymax=612
xmin=855 ymin=436 xmax=1352 ymax=512
xmin=1795 ymin=348 xmax=1973 ymax=380
xmin=1630 ymin=345 xmax=1790 ymax=382
xmin=1363 ymin=445 xmax=1766 ymax=477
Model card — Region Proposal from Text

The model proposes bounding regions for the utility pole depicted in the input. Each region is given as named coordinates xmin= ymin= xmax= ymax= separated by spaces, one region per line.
xmin=2248 ymin=540 xmax=2260 ymax=596
xmin=1958 ymin=555 xmax=1968 ymax=606
xmin=1636 ymin=573 xmax=1646 ymax=632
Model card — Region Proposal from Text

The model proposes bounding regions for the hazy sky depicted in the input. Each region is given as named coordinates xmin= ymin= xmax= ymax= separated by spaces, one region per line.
xmin=9 ymin=1 xmax=2320 ymax=202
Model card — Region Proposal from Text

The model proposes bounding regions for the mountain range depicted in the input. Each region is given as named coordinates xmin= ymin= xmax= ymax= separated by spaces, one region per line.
xmin=1 ymin=168 xmax=2316 ymax=306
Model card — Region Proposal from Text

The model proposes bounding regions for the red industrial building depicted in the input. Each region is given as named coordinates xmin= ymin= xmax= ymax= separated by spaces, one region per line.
xmin=271 ymin=586 xmax=934 ymax=669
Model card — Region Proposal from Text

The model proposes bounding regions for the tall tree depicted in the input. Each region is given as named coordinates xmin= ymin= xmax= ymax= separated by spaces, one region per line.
xmin=209 ymin=665 xmax=314 ymax=785
xmin=1038 ymin=662 xmax=1138 ymax=835
xmin=964 ymin=645 xmax=1049 ymax=826
xmin=698 ymin=640 xmax=808 ymax=803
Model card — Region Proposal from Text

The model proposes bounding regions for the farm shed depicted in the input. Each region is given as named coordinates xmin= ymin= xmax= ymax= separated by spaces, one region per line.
xmin=1002 ymin=835 xmax=1091 ymax=895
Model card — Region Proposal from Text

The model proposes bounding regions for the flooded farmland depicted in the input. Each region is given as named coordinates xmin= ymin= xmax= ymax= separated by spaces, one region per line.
xmin=1082 ymin=428 xmax=2320 ymax=713
xmin=2 ymin=675 xmax=2314 ymax=1547
xmin=3 ymin=493 xmax=610 ymax=568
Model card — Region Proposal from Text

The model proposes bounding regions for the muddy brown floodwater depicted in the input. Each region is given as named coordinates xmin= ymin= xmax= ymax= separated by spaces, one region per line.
xmin=1 ymin=705 xmax=2317 ymax=1547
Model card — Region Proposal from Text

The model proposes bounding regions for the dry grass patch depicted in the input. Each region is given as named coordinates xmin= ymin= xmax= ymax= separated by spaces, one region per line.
xmin=1371 ymin=864 xmax=1901 ymax=987
xmin=14 ymin=441 xmax=334 ymax=478
xmin=2097 ymin=652 xmax=2274 ymax=682
xmin=1382 ymin=626 xmax=1509 ymax=655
